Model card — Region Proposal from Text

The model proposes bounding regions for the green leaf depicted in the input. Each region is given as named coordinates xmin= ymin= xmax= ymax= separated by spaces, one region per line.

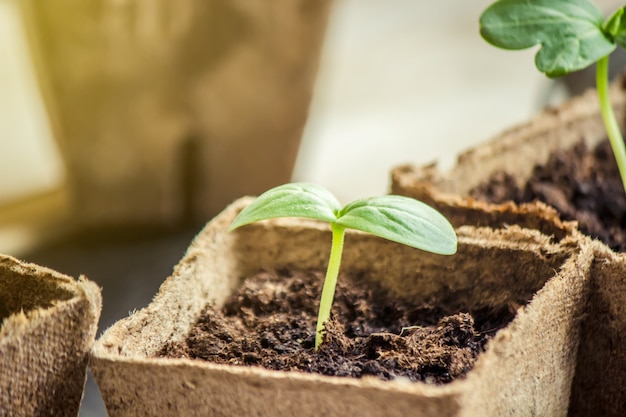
xmin=229 ymin=183 xmax=341 ymax=230
xmin=336 ymin=195 xmax=457 ymax=255
xmin=606 ymin=7 xmax=626 ymax=49
xmin=480 ymin=0 xmax=616 ymax=77
xmin=604 ymin=7 xmax=624 ymax=37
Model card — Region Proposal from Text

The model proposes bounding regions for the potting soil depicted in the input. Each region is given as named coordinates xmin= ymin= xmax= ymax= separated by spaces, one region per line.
xmin=160 ymin=269 xmax=515 ymax=384
xmin=470 ymin=139 xmax=626 ymax=251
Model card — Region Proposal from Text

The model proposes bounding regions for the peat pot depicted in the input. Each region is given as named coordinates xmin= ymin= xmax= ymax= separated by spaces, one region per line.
xmin=0 ymin=254 xmax=102 ymax=417
xmin=391 ymin=73 xmax=626 ymax=416
xmin=91 ymin=197 xmax=592 ymax=417
xmin=19 ymin=0 xmax=332 ymax=227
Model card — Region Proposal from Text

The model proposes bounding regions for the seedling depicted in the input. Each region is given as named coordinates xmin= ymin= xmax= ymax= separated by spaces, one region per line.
xmin=229 ymin=183 xmax=457 ymax=350
xmin=480 ymin=0 xmax=626 ymax=193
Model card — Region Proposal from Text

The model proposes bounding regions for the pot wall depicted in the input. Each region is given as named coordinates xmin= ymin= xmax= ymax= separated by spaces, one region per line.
xmin=0 ymin=255 xmax=102 ymax=417
xmin=568 ymin=242 xmax=626 ymax=417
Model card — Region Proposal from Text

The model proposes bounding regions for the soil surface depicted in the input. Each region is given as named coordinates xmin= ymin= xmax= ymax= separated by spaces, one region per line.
xmin=160 ymin=270 xmax=514 ymax=384
xmin=470 ymin=140 xmax=626 ymax=252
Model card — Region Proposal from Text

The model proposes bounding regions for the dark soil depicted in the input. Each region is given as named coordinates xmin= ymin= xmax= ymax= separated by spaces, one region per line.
xmin=160 ymin=270 xmax=514 ymax=384
xmin=470 ymin=139 xmax=626 ymax=252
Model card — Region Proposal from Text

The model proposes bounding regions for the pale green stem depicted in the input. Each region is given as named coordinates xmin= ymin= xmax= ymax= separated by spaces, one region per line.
xmin=597 ymin=55 xmax=626 ymax=194
xmin=315 ymin=223 xmax=346 ymax=350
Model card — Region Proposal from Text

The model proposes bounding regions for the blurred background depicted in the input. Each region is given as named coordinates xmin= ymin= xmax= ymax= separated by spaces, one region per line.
xmin=0 ymin=0 xmax=622 ymax=415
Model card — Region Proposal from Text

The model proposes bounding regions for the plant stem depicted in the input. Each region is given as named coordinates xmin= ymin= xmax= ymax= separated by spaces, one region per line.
xmin=597 ymin=55 xmax=626 ymax=194
xmin=315 ymin=222 xmax=346 ymax=350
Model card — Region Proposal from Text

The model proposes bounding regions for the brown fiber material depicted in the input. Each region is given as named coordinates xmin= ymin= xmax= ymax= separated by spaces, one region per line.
xmin=568 ymin=242 xmax=626 ymax=417
xmin=390 ymin=74 xmax=626 ymax=416
xmin=0 ymin=255 xmax=102 ymax=417
xmin=91 ymin=197 xmax=592 ymax=417
xmin=392 ymin=164 xmax=576 ymax=241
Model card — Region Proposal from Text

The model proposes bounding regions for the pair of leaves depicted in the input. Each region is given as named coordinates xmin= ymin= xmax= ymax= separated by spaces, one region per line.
xmin=229 ymin=183 xmax=457 ymax=256
xmin=480 ymin=0 xmax=626 ymax=77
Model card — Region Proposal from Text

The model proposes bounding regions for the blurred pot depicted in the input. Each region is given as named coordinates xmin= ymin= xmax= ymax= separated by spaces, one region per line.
xmin=0 ymin=254 xmax=101 ymax=416
xmin=91 ymin=197 xmax=591 ymax=417
xmin=19 ymin=0 xmax=332 ymax=228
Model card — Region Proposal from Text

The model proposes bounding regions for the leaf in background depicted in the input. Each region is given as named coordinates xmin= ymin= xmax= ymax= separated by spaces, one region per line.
xmin=605 ymin=6 xmax=626 ymax=49
xmin=480 ymin=0 xmax=616 ymax=76
xmin=229 ymin=183 xmax=341 ymax=230
xmin=336 ymin=195 xmax=457 ymax=255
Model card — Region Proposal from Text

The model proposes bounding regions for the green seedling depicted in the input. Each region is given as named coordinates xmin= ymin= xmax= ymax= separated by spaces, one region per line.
xmin=480 ymin=0 xmax=626 ymax=193
xmin=229 ymin=183 xmax=457 ymax=350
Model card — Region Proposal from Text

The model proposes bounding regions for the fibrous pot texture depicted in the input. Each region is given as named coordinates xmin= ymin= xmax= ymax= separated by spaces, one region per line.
xmin=0 ymin=255 xmax=101 ymax=417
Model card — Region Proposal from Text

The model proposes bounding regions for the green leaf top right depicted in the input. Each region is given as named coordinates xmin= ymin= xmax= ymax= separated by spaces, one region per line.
xmin=479 ymin=0 xmax=626 ymax=77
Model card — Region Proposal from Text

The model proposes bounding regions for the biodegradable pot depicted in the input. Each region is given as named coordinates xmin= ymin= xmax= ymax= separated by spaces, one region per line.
xmin=19 ymin=0 xmax=331 ymax=227
xmin=390 ymin=75 xmax=626 ymax=416
xmin=0 ymin=254 xmax=101 ymax=417
xmin=90 ymin=197 xmax=592 ymax=417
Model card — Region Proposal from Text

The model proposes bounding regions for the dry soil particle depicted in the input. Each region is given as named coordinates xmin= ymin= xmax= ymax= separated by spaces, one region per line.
xmin=160 ymin=269 xmax=514 ymax=384
xmin=470 ymin=140 xmax=626 ymax=251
